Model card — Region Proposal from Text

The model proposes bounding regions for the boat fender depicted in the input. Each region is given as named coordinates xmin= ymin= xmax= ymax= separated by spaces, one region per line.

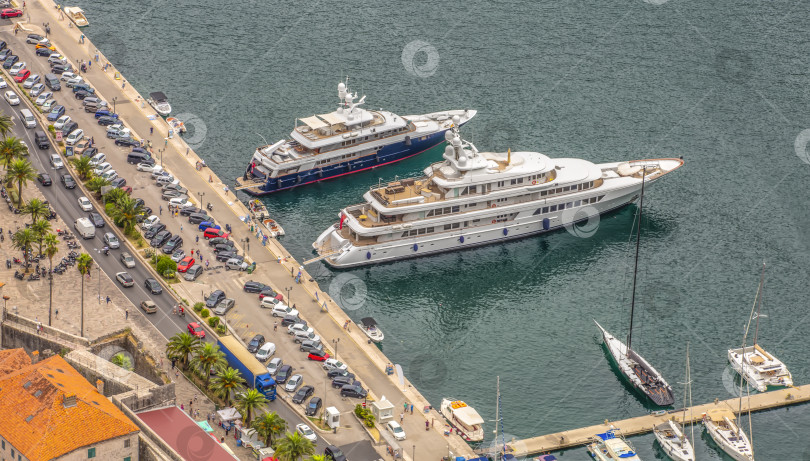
xmin=412 ymin=244 xmax=418 ymax=252
xmin=459 ymin=236 xmax=464 ymax=243
xmin=542 ymin=218 xmax=550 ymax=230
xmin=405 ymin=136 xmax=411 ymax=146
xmin=366 ymin=251 xmax=371 ymax=260
xmin=503 ymin=228 xmax=508 ymax=236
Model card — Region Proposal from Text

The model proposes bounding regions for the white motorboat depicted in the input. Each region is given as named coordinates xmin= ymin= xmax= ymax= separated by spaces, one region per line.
xmin=312 ymin=124 xmax=683 ymax=268
xmin=148 ymin=92 xmax=171 ymax=117
xmin=727 ymin=264 xmax=792 ymax=392
xmin=587 ymin=429 xmax=642 ymax=461
xmin=248 ymin=199 xmax=285 ymax=238
xmin=63 ymin=7 xmax=89 ymax=27
xmin=703 ymin=409 xmax=754 ymax=461
xmin=439 ymin=398 xmax=484 ymax=442
xmin=358 ymin=317 xmax=384 ymax=343
xmin=653 ymin=420 xmax=694 ymax=461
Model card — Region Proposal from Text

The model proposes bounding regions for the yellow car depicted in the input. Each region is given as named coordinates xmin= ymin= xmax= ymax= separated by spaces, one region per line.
xmin=35 ymin=44 xmax=57 ymax=51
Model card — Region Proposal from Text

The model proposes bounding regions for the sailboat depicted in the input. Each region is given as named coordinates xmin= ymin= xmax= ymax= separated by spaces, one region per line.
xmin=727 ymin=264 xmax=793 ymax=392
xmin=595 ymin=167 xmax=675 ymax=407
xmin=653 ymin=343 xmax=695 ymax=461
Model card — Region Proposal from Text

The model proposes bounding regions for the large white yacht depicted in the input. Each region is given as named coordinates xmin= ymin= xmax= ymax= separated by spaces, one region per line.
xmin=703 ymin=409 xmax=755 ymax=461
xmin=312 ymin=123 xmax=683 ymax=268
xmin=235 ymin=81 xmax=475 ymax=195
xmin=728 ymin=345 xmax=793 ymax=392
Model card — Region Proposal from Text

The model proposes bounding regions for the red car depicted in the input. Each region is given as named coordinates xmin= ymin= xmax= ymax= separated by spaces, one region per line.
xmin=120 ymin=186 xmax=133 ymax=195
xmin=13 ymin=69 xmax=30 ymax=83
xmin=0 ymin=8 xmax=23 ymax=18
xmin=177 ymin=256 xmax=195 ymax=272
xmin=307 ymin=350 xmax=330 ymax=362
xmin=203 ymin=228 xmax=229 ymax=240
xmin=187 ymin=322 xmax=205 ymax=338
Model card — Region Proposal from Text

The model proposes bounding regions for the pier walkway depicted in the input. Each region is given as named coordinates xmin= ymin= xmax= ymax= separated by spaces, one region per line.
xmin=498 ymin=384 xmax=810 ymax=456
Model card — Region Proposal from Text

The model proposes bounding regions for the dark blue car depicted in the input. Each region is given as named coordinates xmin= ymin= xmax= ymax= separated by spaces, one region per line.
xmin=47 ymin=105 xmax=65 ymax=121
xmin=198 ymin=221 xmax=221 ymax=232
xmin=94 ymin=109 xmax=118 ymax=119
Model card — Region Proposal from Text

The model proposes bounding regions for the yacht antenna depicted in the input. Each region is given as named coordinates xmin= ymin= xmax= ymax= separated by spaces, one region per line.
xmin=626 ymin=166 xmax=647 ymax=351
xmin=255 ymin=133 xmax=270 ymax=146
xmin=753 ymin=262 xmax=766 ymax=346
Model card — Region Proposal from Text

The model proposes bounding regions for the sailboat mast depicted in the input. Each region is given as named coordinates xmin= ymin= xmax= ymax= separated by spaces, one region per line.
xmin=494 ymin=376 xmax=501 ymax=461
xmin=627 ymin=167 xmax=647 ymax=351
xmin=753 ymin=262 xmax=766 ymax=346
xmin=738 ymin=274 xmax=761 ymax=433
xmin=685 ymin=343 xmax=694 ymax=445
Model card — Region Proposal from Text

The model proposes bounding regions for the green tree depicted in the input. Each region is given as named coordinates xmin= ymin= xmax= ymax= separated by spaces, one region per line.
xmin=87 ymin=176 xmax=110 ymax=195
xmin=307 ymin=456 xmax=327 ymax=461
xmin=208 ymin=367 xmax=245 ymax=406
xmin=31 ymin=219 xmax=51 ymax=254
xmin=11 ymin=228 xmax=36 ymax=270
xmin=7 ymin=158 xmax=36 ymax=206
xmin=155 ymin=254 xmax=176 ymax=277
xmin=111 ymin=353 xmax=133 ymax=371
xmin=0 ymin=137 xmax=27 ymax=170
xmin=111 ymin=196 xmax=144 ymax=233
xmin=104 ymin=187 xmax=128 ymax=206
xmin=76 ymin=253 xmax=93 ymax=337
xmin=274 ymin=432 xmax=315 ymax=461
xmin=70 ymin=155 xmax=94 ymax=180
xmin=189 ymin=342 xmax=226 ymax=386
xmin=234 ymin=388 xmax=268 ymax=425
xmin=0 ymin=114 xmax=12 ymax=139
xmin=21 ymin=198 xmax=49 ymax=224
xmin=166 ymin=332 xmax=202 ymax=370
xmin=44 ymin=233 xmax=59 ymax=325
xmin=251 ymin=411 xmax=287 ymax=447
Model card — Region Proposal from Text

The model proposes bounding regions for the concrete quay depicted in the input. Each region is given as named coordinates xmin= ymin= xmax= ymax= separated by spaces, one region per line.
xmin=501 ymin=384 xmax=810 ymax=456
xmin=8 ymin=1 xmax=477 ymax=459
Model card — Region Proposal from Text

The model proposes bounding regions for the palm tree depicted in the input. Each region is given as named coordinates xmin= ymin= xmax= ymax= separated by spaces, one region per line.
xmin=0 ymin=137 xmax=27 ymax=170
xmin=87 ymin=176 xmax=110 ymax=195
xmin=0 ymin=114 xmax=12 ymax=139
xmin=21 ymin=198 xmax=50 ymax=224
xmin=234 ymin=388 xmax=268 ymax=425
xmin=44 ymin=233 xmax=59 ymax=325
xmin=166 ymin=332 xmax=202 ymax=370
xmin=251 ymin=411 xmax=287 ymax=447
xmin=274 ymin=432 xmax=315 ymax=461
xmin=111 ymin=196 xmax=144 ymax=233
xmin=208 ymin=367 xmax=245 ymax=406
xmin=76 ymin=253 xmax=93 ymax=337
xmin=104 ymin=187 xmax=128 ymax=206
xmin=190 ymin=342 xmax=226 ymax=386
xmin=31 ymin=219 xmax=51 ymax=254
xmin=11 ymin=228 xmax=36 ymax=270
xmin=70 ymin=155 xmax=94 ymax=180
xmin=7 ymin=158 xmax=36 ymax=206
xmin=307 ymin=456 xmax=327 ymax=461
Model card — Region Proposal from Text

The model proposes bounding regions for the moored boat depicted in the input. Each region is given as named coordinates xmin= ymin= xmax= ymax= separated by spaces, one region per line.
xmin=235 ymin=80 xmax=475 ymax=196
xmin=587 ymin=429 xmax=642 ymax=461
xmin=703 ymin=409 xmax=754 ymax=461
xmin=167 ymin=117 xmax=186 ymax=133
xmin=248 ymin=199 xmax=285 ymax=238
xmin=358 ymin=317 xmax=384 ymax=343
xmin=63 ymin=7 xmax=89 ymax=27
xmin=148 ymin=92 xmax=172 ymax=117
xmin=439 ymin=398 xmax=484 ymax=442
xmin=653 ymin=420 xmax=694 ymax=461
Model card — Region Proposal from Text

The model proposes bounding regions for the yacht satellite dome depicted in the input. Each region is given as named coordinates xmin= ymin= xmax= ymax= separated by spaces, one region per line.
xmin=445 ymin=131 xmax=454 ymax=142
xmin=452 ymin=115 xmax=460 ymax=125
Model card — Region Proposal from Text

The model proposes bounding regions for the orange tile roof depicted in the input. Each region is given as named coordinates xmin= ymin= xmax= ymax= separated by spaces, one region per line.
xmin=0 ymin=349 xmax=139 ymax=461
xmin=0 ymin=348 xmax=31 ymax=375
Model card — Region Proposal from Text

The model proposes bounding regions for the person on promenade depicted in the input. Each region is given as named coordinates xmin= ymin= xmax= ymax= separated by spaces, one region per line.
xmin=400 ymin=413 xmax=404 ymax=423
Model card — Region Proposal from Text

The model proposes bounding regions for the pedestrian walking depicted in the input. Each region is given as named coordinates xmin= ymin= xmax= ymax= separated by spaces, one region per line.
xmin=180 ymin=224 xmax=183 ymax=231
xmin=403 ymin=402 xmax=408 ymax=412
xmin=425 ymin=421 xmax=429 ymax=431
xmin=106 ymin=296 xmax=111 ymax=305
xmin=273 ymin=322 xmax=278 ymax=331
xmin=159 ymin=205 xmax=162 ymax=215
xmin=171 ymin=358 xmax=176 ymax=369
xmin=191 ymin=249 xmax=194 ymax=256
xmin=88 ymin=60 xmax=91 ymax=69
xmin=122 ymin=81 xmax=126 ymax=89
xmin=196 ymin=235 xmax=199 ymax=243
xmin=150 ymin=127 xmax=154 ymax=135
xmin=125 ymin=309 xmax=129 ymax=320
xmin=180 ymin=404 xmax=184 ymax=411
xmin=205 ymin=260 xmax=209 ymax=268
xmin=55 ymin=308 xmax=59 ymax=319
xmin=400 ymin=412 xmax=404 ymax=423
xmin=410 ymin=404 xmax=414 ymax=414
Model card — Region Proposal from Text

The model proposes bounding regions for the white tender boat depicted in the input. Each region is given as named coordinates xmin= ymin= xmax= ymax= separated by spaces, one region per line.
xmin=587 ymin=429 xmax=642 ymax=461
xmin=313 ymin=125 xmax=683 ymax=268
xmin=703 ymin=409 xmax=754 ymax=461
xmin=148 ymin=92 xmax=171 ymax=117
xmin=653 ymin=420 xmax=694 ymax=461
xmin=248 ymin=199 xmax=284 ymax=237
xmin=439 ymin=398 xmax=484 ymax=442
xmin=358 ymin=317 xmax=383 ymax=343
xmin=63 ymin=7 xmax=89 ymax=27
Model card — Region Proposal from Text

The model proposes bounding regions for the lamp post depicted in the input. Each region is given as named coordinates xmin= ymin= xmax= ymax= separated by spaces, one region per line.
xmin=48 ymin=267 xmax=53 ymax=325
xmin=198 ymin=191 xmax=204 ymax=209
xmin=2 ymin=295 xmax=9 ymax=322
xmin=159 ymin=148 xmax=164 ymax=167
xmin=412 ymin=444 xmax=416 ymax=461
xmin=332 ymin=338 xmax=340 ymax=361
xmin=112 ymin=96 xmax=117 ymax=114
xmin=284 ymin=286 xmax=292 ymax=307
xmin=97 ymin=265 xmax=101 ymax=305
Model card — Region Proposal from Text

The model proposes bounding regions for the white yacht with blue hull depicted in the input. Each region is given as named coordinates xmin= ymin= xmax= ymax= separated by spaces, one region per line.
xmin=312 ymin=125 xmax=683 ymax=268
xmin=235 ymin=81 xmax=476 ymax=196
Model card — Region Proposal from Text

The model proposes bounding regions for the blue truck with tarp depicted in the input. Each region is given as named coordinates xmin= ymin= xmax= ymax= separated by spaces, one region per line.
xmin=218 ymin=335 xmax=276 ymax=401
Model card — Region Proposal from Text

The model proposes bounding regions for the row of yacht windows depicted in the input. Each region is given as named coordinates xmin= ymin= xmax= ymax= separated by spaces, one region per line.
xmin=533 ymin=195 xmax=604 ymax=215
xmin=316 ymin=152 xmax=360 ymax=165
xmin=337 ymin=126 xmax=410 ymax=148
xmin=540 ymin=181 xmax=595 ymax=197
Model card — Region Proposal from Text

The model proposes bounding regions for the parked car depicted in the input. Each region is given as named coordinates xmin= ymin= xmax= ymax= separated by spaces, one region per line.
xmin=37 ymin=173 xmax=52 ymax=186
xmin=198 ymin=221 xmax=220 ymax=232
xmin=225 ymin=258 xmax=248 ymax=271
xmin=305 ymin=397 xmax=322 ymax=417
xmin=292 ymin=386 xmax=314 ymax=405
xmin=259 ymin=289 xmax=279 ymax=300
xmin=35 ymin=47 xmax=52 ymax=57
xmin=324 ymin=446 xmax=347 ymax=461
xmin=307 ymin=350 xmax=329 ymax=362
xmin=275 ymin=364 xmax=292 ymax=384
xmin=243 ymin=281 xmax=268 ymax=293
xmin=270 ymin=303 xmax=297 ymax=318
xmin=65 ymin=128 xmax=84 ymax=146
xmin=0 ymin=8 xmax=23 ymax=18
xmin=187 ymin=213 xmax=208 ymax=225
xmin=144 ymin=224 xmax=166 ymax=240
xmin=300 ymin=339 xmax=323 ymax=354
xmin=288 ymin=323 xmax=314 ymax=336
xmin=162 ymin=235 xmax=182 ymax=254
xmin=205 ymin=290 xmax=226 ymax=309
xmin=115 ymin=137 xmax=140 ymax=147
xmin=100 ymin=170 xmax=118 ymax=182
xmin=386 ymin=421 xmax=406 ymax=441
xmin=149 ymin=230 xmax=172 ymax=248
xmin=187 ymin=322 xmax=205 ymax=338
xmin=295 ymin=331 xmax=320 ymax=344
xmin=180 ymin=206 xmax=205 ymax=217
xmin=246 ymin=334 xmax=265 ymax=354
xmin=210 ymin=238 xmax=234 ymax=248
xmin=140 ymin=215 xmax=160 ymax=230
xmin=177 ymin=256 xmax=195 ymax=272
xmin=168 ymin=197 xmax=192 ymax=209
xmin=266 ymin=358 xmax=283 ymax=376
xmin=326 ymin=368 xmax=354 ymax=380
xmin=137 ymin=162 xmax=161 ymax=172
xmin=97 ymin=115 xmax=119 ymax=126
xmin=35 ymin=92 xmax=52 ymax=105
xmin=3 ymin=55 xmax=19 ymax=69
xmin=284 ymin=374 xmax=303 ymax=393
xmin=340 ymin=384 xmax=367 ymax=398
xmin=29 ymin=83 xmax=45 ymax=96
xmin=53 ymin=115 xmax=71 ymax=130
xmin=144 ymin=278 xmax=162 ymax=294
xmin=322 ymin=358 xmax=347 ymax=372
xmin=22 ymin=73 xmax=40 ymax=88
xmin=120 ymin=252 xmax=136 ymax=268
xmin=115 ymin=272 xmax=134 ymax=287
xmin=212 ymin=299 xmax=234 ymax=316
xmin=9 ymin=61 xmax=25 ymax=75
xmin=331 ymin=376 xmax=359 ymax=389
xmin=203 ymin=228 xmax=229 ymax=239
xmin=281 ymin=314 xmax=300 ymax=328
xmin=47 ymin=105 xmax=65 ymax=121
xmin=255 ymin=342 xmax=276 ymax=362
xmin=183 ymin=265 xmax=203 ymax=282
xmin=170 ymin=250 xmax=186 ymax=263
xmin=13 ymin=69 xmax=31 ymax=83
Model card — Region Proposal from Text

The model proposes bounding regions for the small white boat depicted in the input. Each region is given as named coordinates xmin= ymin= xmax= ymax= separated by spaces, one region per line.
xmin=148 ymin=92 xmax=171 ymax=117
xmin=63 ymin=7 xmax=89 ymax=27
xmin=248 ymin=199 xmax=285 ymax=237
xmin=728 ymin=345 xmax=792 ymax=392
xmin=166 ymin=117 xmax=186 ymax=134
xmin=653 ymin=420 xmax=694 ymax=461
xmin=439 ymin=398 xmax=484 ymax=442
xmin=587 ymin=429 xmax=642 ymax=461
xmin=703 ymin=409 xmax=754 ymax=461
xmin=358 ymin=317 xmax=384 ymax=343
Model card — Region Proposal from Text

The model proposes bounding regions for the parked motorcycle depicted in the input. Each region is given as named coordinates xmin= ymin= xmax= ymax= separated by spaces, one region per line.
xmin=14 ymin=271 xmax=24 ymax=280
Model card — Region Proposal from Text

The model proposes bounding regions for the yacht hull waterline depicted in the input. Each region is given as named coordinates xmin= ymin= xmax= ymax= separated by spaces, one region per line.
xmin=312 ymin=126 xmax=684 ymax=268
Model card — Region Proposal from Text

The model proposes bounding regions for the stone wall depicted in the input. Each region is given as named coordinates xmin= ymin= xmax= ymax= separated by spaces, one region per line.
xmin=115 ymin=392 xmax=183 ymax=461
xmin=1 ymin=322 xmax=76 ymax=356
xmin=91 ymin=331 xmax=164 ymax=386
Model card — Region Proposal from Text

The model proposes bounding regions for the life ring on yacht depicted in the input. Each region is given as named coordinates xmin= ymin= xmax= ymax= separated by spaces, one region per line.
xmin=532 ymin=180 xmax=537 ymax=185
xmin=491 ymin=204 xmax=496 ymax=208
xmin=491 ymin=220 xmax=496 ymax=224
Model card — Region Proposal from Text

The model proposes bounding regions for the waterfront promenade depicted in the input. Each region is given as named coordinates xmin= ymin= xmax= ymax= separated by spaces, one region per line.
xmin=12 ymin=1 xmax=476 ymax=458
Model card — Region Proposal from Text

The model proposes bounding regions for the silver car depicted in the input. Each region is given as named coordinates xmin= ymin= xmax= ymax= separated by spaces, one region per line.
xmin=183 ymin=264 xmax=203 ymax=281
xmin=284 ymin=374 xmax=303 ymax=392
xmin=212 ymin=299 xmax=235 ymax=316
xmin=266 ymin=357 xmax=283 ymax=376
xmin=103 ymin=232 xmax=120 ymax=249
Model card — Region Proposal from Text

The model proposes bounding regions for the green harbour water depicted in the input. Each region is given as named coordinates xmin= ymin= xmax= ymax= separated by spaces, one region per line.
xmin=78 ymin=0 xmax=810 ymax=457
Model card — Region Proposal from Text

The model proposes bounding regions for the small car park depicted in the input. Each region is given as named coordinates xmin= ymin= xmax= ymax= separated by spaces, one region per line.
xmin=115 ymin=272 xmax=134 ymax=287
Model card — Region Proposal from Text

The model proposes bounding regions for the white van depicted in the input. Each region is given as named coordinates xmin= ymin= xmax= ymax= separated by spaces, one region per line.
xmin=19 ymin=109 xmax=36 ymax=129
xmin=65 ymin=128 xmax=83 ymax=145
